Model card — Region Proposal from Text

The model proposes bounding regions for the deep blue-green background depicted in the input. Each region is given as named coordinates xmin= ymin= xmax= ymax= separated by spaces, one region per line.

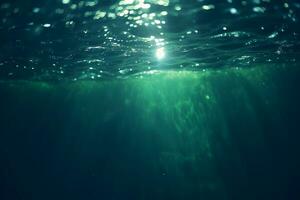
xmin=1 ymin=66 xmax=300 ymax=200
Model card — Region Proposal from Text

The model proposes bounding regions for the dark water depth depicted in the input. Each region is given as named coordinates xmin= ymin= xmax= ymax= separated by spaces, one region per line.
xmin=1 ymin=65 xmax=300 ymax=200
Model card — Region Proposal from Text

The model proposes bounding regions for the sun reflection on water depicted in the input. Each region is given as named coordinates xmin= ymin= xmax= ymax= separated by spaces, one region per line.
xmin=156 ymin=47 xmax=166 ymax=60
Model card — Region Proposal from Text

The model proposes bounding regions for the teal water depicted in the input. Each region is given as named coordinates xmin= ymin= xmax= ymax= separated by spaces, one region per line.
xmin=1 ymin=65 xmax=300 ymax=200
xmin=0 ymin=1 xmax=300 ymax=200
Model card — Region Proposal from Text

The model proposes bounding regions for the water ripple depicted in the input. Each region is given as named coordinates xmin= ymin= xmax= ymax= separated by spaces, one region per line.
xmin=0 ymin=0 xmax=299 ymax=80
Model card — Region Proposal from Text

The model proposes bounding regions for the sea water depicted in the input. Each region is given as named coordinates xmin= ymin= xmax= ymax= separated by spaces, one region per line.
xmin=0 ymin=1 xmax=300 ymax=200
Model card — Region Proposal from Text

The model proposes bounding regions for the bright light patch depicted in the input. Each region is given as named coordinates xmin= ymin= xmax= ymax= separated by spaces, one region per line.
xmin=62 ymin=0 xmax=70 ymax=4
xmin=202 ymin=4 xmax=215 ymax=10
xmin=120 ymin=0 xmax=134 ymax=5
xmin=43 ymin=23 xmax=51 ymax=27
xmin=156 ymin=47 xmax=165 ymax=60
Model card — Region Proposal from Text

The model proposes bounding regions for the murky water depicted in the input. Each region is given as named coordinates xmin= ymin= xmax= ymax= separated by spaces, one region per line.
xmin=0 ymin=1 xmax=300 ymax=200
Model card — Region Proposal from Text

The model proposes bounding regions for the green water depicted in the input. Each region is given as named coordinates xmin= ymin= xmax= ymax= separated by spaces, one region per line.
xmin=1 ymin=0 xmax=300 ymax=199
xmin=1 ymin=65 xmax=299 ymax=200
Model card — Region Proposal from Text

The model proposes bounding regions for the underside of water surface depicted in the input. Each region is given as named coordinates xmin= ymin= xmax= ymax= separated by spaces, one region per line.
xmin=0 ymin=1 xmax=300 ymax=200
xmin=0 ymin=0 xmax=300 ymax=80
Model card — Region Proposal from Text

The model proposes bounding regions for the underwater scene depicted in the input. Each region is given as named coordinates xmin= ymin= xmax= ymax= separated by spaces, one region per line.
xmin=0 ymin=0 xmax=300 ymax=200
